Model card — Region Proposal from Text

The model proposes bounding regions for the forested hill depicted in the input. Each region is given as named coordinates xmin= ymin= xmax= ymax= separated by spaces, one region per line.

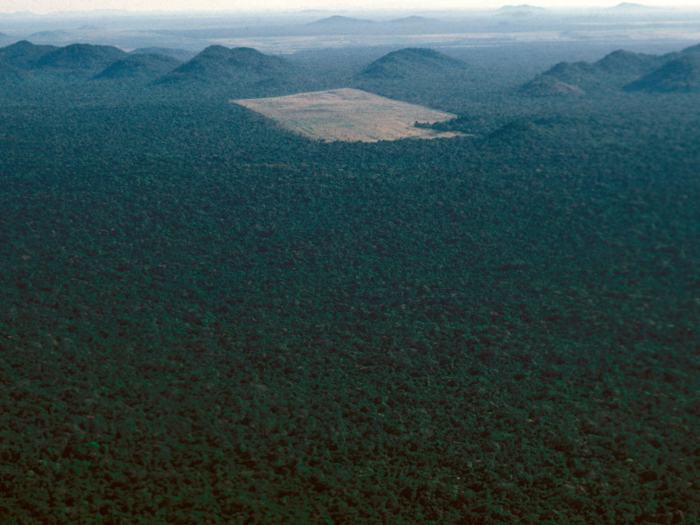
xmin=359 ymin=48 xmax=466 ymax=80
xmin=1 ymin=37 xmax=700 ymax=524
xmin=155 ymin=45 xmax=306 ymax=96
xmin=0 ymin=40 xmax=59 ymax=69
xmin=95 ymin=53 xmax=182 ymax=80
xmin=2 ymin=39 xmax=700 ymax=100
xmin=521 ymin=43 xmax=700 ymax=96
xmin=625 ymin=54 xmax=700 ymax=93
xmin=33 ymin=43 xmax=128 ymax=73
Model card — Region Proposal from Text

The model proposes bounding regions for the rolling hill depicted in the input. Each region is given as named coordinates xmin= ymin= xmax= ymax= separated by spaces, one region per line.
xmin=95 ymin=53 xmax=182 ymax=80
xmin=624 ymin=54 xmax=700 ymax=93
xmin=359 ymin=48 xmax=466 ymax=80
xmin=681 ymin=43 xmax=700 ymax=55
xmin=0 ymin=40 xmax=58 ymax=69
xmin=521 ymin=48 xmax=667 ymax=95
xmin=608 ymin=2 xmax=654 ymax=10
xmin=596 ymin=49 xmax=664 ymax=74
xmin=33 ymin=43 xmax=128 ymax=72
xmin=156 ymin=45 xmax=302 ymax=95
xmin=307 ymin=15 xmax=375 ymax=27
xmin=519 ymin=75 xmax=584 ymax=97
xmin=354 ymin=47 xmax=471 ymax=105
xmin=387 ymin=16 xmax=439 ymax=24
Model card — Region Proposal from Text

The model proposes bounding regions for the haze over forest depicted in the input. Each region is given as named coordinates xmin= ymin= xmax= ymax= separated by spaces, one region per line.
xmin=1 ymin=3 xmax=700 ymax=524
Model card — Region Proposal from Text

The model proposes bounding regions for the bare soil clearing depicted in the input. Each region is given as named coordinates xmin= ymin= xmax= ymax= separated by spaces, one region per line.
xmin=233 ymin=88 xmax=463 ymax=143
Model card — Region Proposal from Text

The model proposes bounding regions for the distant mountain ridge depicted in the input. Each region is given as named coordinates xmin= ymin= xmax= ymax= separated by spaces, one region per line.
xmin=307 ymin=15 xmax=375 ymax=26
xmin=388 ymin=16 xmax=437 ymax=24
xmin=609 ymin=2 xmax=653 ymax=9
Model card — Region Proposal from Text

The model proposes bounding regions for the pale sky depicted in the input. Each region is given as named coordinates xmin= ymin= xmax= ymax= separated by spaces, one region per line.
xmin=0 ymin=0 xmax=697 ymax=14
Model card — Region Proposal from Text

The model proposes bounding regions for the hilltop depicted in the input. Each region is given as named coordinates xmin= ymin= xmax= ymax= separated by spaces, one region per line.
xmin=0 ymin=41 xmax=58 ymax=69
xmin=307 ymin=15 xmax=375 ymax=27
xmin=521 ymin=48 xmax=667 ymax=95
xmin=95 ymin=53 xmax=181 ymax=80
xmin=625 ymin=55 xmax=700 ymax=93
xmin=34 ymin=43 xmax=127 ymax=72
xmin=596 ymin=49 xmax=663 ymax=74
xmin=157 ymin=45 xmax=301 ymax=96
xmin=354 ymin=47 xmax=470 ymax=104
xmin=360 ymin=48 xmax=465 ymax=80
xmin=496 ymin=4 xmax=548 ymax=16
xmin=609 ymin=2 xmax=653 ymax=9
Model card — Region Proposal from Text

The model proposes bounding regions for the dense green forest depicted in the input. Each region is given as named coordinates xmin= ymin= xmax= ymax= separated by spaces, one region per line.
xmin=1 ymin=39 xmax=700 ymax=524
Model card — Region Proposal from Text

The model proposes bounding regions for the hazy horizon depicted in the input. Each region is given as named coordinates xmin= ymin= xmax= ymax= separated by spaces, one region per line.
xmin=2 ymin=0 xmax=700 ymax=15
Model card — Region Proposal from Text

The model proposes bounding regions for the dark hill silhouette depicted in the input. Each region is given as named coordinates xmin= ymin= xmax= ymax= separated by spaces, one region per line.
xmin=34 ymin=43 xmax=127 ymax=71
xmin=681 ymin=43 xmax=700 ymax=55
xmin=496 ymin=4 xmax=548 ymax=16
xmin=521 ymin=49 xmax=666 ymax=95
xmin=360 ymin=48 xmax=465 ymax=80
xmin=130 ymin=47 xmax=194 ymax=61
xmin=388 ymin=16 xmax=438 ymax=24
xmin=498 ymin=4 xmax=546 ymax=10
xmin=624 ymin=55 xmax=700 ymax=93
xmin=609 ymin=2 xmax=653 ymax=9
xmin=0 ymin=40 xmax=58 ymax=69
xmin=307 ymin=16 xmax=375 ymax=26
xmin=156 ymin=46 xmax=301 ymax=96
xmin=95 ymin=53 xmax=181 ymax=80
xmin=596 ymin=49 xmax=664 ymax=74
xmin=354 ymin=48 xmax=470 ymax=104
xmin=656 ymin=42 xmax=700 ymax=63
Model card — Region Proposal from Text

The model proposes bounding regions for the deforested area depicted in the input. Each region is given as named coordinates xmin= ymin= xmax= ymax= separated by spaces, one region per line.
xmin=1 ymin=7 xmax=700 ymax=523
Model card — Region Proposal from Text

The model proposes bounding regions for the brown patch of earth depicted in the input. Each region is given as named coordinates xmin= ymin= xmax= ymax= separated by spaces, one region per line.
xmin=233 ymin=88 xmax=465 ymax=143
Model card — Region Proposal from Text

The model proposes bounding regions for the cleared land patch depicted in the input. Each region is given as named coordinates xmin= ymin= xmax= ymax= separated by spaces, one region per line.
xmin=233 ymin=88 xmax=463 ymax=142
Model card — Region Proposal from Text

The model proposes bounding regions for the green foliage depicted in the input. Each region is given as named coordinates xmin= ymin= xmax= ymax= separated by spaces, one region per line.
xmin=0 ymin=42 xmax=699 ymax=523
xmin=95 ymin=54 xmax=183 ymax=80
xmin=157 ymin=45 xmax=305 ymax=98
xmin=521 ymin=45 xmax=700 ymax=95
xmin=625 ymin=55 xmax=700 ymax=93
